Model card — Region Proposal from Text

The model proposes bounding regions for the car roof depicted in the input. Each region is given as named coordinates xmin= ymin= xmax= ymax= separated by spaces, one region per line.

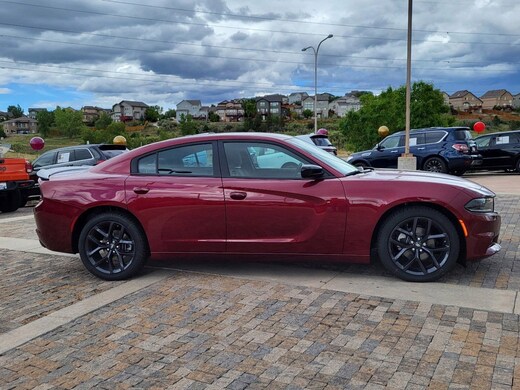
xmin=475 ymin=129 xmax=520 ymax=139
xmin=388 ymin=127 xmax=470 ymax=136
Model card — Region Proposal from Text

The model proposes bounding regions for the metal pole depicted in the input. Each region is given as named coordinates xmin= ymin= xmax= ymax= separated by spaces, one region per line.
xmin=302 ymin=34 xmax=333 ymax=133
xmin=404 ymin=0 xmax=413 ymax=155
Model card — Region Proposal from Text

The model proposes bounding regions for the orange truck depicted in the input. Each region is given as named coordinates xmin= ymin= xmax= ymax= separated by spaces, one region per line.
xmin=0 ymin=145 xmax=36 ymax=213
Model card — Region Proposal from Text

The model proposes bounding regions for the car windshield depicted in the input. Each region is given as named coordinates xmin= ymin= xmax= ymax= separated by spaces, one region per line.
xmin=287 ymin=137 xmax=358 ymax=175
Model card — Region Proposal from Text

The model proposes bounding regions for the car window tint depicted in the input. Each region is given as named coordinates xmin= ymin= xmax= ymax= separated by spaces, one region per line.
xmin=379 ymin=136 xmax=400 ymax=149
xmin=102 ymin=150 xmax=126 ymax=158
xmin=409 ymin=134 xmax=424 ymax=146
xmin=224 ymin=142 xmax=305 ymax=179
xmin=454 ymin=130 xmax=472 ymax=141
xmin=157 ymin=143 xmax=214 ymax=176
xmin=137 ymin=154 xmax=157 ymax=174
xmin=476 ymin=136 xmax=491 ymax=147
xmin=33 ymin=152 xmax=55 ymax=168
xmin=312 ymin=137 xmax=332 ymax=146
xmin=424 ymin=131 xmax=445 ymax=144
xmin=74 ymin=148 xmax=92 ymax=161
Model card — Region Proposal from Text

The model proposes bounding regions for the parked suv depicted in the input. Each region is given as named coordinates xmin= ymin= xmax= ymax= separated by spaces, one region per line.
xmin=473 ymin=130 xmax=520 ymax=173
xmin=346 ymin=127 xmax=482 ymax=175
xmin=295 ymin=133 xmax=337 ymax=155
xmin=31 ymin=144 xmax=128 ymax=183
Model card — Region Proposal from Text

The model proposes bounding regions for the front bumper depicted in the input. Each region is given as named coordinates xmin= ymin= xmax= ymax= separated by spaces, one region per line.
xmin=464 ymin=211 xmax=501 ymax=261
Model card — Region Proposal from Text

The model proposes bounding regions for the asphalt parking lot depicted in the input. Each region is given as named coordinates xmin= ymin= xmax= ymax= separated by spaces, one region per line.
xmin=0 ymin=172 xmax=519 ymax=389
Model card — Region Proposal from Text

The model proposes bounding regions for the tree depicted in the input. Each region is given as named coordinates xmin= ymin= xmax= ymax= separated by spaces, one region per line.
xmin=95 ymin=112 xmax=113 ymax=130
xmin=7 ymin=105 xmax=24 ymax=118
xmin=54 ymin=107 xmax=86 ymax=138
xmin=163 ymin=108 xmax=176 ymax=119
xmin=179 ymin=114 xmax=198 ymax=136
xmin=35 ymin=110 xmax=54 ymax=137
xmin=242 ymin=99 xmax=258 ymax=131
xmin=303 ymin=109 xmax=313 ymax=119
xmin=339 ymin=81 xmax=454 ymax=151
xmin=145 ymin=106 xmax=162 ymax=122
xmin=208 ymin=111 xmax=220 ymax=122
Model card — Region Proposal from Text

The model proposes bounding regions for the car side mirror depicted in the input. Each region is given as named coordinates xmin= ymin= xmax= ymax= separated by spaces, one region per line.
xmin=301 ymin=164 xmax=324 ymax=179
xmin=376 ymin=143 xmax=383 ymax=151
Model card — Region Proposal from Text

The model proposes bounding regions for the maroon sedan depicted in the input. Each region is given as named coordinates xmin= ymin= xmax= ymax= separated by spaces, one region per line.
xmin=34 ymin=133 xmax=501 ymax=282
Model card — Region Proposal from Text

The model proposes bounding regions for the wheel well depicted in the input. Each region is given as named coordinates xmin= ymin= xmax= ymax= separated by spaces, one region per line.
xmin=71 ymin=206 xmax=150 ymax=255
xmin=370 ymin=202 xmax=467 ymax=264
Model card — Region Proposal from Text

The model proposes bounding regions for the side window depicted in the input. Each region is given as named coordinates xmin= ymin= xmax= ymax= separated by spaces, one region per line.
xmin=73 ymin=148 xmax=93 ymax=162
xmin=379 ymin=136 xmax=400 ymax=149
xmin=33 ymin=152 xmax=55 ymax=168
xmin=136 ymin=144 xmax=214 ymax=176
xmin=224 ymin=142 xmax=307 ymax=179
xmin=494 ymin=135 xmax=510 ymax=145
xmin=57 ymin=151 xmax=72 ymax=164
xmin=424 ymin=131 xmax=445 ymax=144
xmin=476 ymin=136 xmax=491 ymax=148
xmin=409 ymin=133 xmax=425 ymax=146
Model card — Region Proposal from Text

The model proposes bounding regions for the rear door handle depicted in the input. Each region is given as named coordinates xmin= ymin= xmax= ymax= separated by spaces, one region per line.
xmin=417 ymin=147 xmax=425 ymax=150
xmin=133 ymin=187 xmax=149 ymax=194
xmin=229 ymin=191 xmax=247 ymax=200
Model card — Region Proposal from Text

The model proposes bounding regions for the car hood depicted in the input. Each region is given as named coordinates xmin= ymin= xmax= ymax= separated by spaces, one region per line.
xmin=343 ymin=168 xmax=495 ymax=197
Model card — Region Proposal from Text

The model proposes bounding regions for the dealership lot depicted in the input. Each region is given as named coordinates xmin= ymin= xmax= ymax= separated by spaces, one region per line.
xmin=0 ymin=173 xmax=519 ymax=388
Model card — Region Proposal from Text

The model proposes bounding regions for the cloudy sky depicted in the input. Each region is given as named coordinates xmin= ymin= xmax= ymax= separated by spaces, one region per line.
xmin=1 ymin=0 xmax=519 ymax=112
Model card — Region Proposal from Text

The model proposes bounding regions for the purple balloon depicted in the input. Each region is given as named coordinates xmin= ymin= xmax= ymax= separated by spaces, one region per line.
xmin=30 ymin=137 xmax=45 ymax=151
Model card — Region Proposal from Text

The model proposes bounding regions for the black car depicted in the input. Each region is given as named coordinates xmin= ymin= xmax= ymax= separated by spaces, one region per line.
xmin=346 ymin=127 xmax=482 ymax=175
xmin=474 ymin=130 xmax=520 ymax=172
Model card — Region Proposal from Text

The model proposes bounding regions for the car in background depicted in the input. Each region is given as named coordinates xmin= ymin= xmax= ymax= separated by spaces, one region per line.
xmin=34 ymin=132 xmax=501 ymax=283
xmin=296 ymin=132 xmax=337 ymax=155
xmin=31 ymin=144 xmax=128 ymax=178
xmin=346 ymin=127 xmax=482 ymax=175
xmin=473 ymin=130 xmax=520 ymax=173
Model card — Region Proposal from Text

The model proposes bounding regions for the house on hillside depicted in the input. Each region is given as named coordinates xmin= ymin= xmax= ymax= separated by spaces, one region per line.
xmin=82 ymin=106 xmax=110 ymax=124
xmin=215 ymin=100 xmax=244 ymax=122
xmin=0 ymin=111 xmax=12 ymax=122
xmin=480 ymin=89 xmax=514 ymax=109
xmin=513 ymin=93 xmax=520 ymax=109
xmin=28 ymin=108 xmax=46 ymax=120
xmin=176 ymin=100 xmax=209 ymax=121
xmin=288 ymin=92 xmax=308 ymax=105
xmin=329 ymin=93 xmax=362 ymax=117
xmin=256 ymin=95 xmax=286 ymax=119
xmin=2 ymin=116 xmax=38 ymax=135
xmin=302 ymin=94 xmax=330 ymax=118
xmin=449 ymin=90 xmax=482 ymax=112
xmin=112 ymin=100 xmax=149 ymax=122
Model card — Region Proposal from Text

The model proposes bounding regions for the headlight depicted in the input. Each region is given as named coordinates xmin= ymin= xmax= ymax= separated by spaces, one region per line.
xmin=465 ymin=197 xmax=494 ymax=213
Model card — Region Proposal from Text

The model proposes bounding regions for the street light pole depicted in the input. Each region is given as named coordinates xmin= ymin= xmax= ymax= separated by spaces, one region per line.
xmin=302 ymin=34 xmax=333 ymax=133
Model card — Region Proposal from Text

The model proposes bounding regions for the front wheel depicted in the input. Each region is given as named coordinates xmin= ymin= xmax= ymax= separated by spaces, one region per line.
xmin=78 ymin=212 xmax=149 ymax=280
xmin=377 ymin=206 xmax=460 ymax=282
xmin=423 ymin=157 xmax=447 ymax=173
xmin=516 ymin=158 xmax=520 ymax=173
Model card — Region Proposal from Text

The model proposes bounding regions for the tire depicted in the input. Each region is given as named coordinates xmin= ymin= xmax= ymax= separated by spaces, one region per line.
xmin=0 ymin=190 xmax=21 ymax=213
xmin=516 ymin=158 xmax=520 ymax=173
xmin=78 ymin=212 xmax=149 ymax=280
xmin=423 ymin=157 xmax=447 ymax=173
xmin=377 ymin=206 xmax=460 ymax=282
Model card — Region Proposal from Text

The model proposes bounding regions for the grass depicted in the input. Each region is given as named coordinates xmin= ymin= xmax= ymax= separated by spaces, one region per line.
xmin=2 ymin=134 xmax=83 ymax=161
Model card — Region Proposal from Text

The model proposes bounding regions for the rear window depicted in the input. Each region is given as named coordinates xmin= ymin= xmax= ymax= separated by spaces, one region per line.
xmin=453 ymin=130 xmax=472 ymax=141
xmin=102 ymin=150 xmax=127 ymax=159
xmin=311 ymin=136 xmax=333 ymax=147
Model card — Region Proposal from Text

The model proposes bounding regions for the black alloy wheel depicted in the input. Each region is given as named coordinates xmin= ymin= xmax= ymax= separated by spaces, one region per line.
xmin=377 ymin=206 xmax=460 ymax=282
xmin=423 ymin=157 xmax=447 ymax=173
xmin=78 ymin=212 xmax=148 ymax=280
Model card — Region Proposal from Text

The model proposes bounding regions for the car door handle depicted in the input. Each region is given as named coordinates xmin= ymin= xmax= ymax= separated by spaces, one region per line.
xmin=391 ymin=150 xmax=399 ymax=153
xmin=133 ymin=187 xmax=149 ymax=194
xmin=417 ymin=147 xmax=425 ymax=150
xmin=229 ymin=191 xmax=247 ymax=200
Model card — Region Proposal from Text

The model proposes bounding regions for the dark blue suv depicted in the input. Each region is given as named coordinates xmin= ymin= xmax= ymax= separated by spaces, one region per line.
xmin=346 ymin=127 xmax=482 ymax=175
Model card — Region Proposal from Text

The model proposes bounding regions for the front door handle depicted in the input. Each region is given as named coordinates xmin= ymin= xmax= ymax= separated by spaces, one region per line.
xmin=133 ymin=187 xmax=149 ymax=194
xmin=230 ymin=191 xmax=247 ymax=200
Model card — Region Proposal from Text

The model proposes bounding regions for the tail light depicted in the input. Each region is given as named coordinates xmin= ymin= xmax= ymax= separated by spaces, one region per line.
xmin=25 ymin=160 xmax=33 ymax=173
xmin=452 ymin=144 xmax=469 ymax=153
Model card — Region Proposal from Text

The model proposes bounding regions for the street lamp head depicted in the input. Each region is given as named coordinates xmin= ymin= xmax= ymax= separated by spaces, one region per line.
xmin=302 ymin=46 xmax=311 ymax=52
xmin=327 ymin=34 xmax=333 ymax=38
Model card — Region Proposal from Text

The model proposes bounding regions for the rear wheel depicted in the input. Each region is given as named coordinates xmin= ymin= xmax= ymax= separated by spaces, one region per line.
xmin=516 ymin=158 xmax=520 ymax=173
xmin=423 ymin=157 xmax=447 ymax=173
xmin=78 ymin=212 xmax=148 ymax=280
xmin=0 ymin=190 xmax=21 ymax=213
xmin=377 ymin=206 xmax=460 ymax=282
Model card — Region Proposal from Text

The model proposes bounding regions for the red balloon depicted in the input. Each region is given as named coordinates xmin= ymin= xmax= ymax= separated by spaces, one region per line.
xmin=30 ymin=137 xmax=45 ymax=151
xmin=473 ymin=121 xmax=486 ymax=133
